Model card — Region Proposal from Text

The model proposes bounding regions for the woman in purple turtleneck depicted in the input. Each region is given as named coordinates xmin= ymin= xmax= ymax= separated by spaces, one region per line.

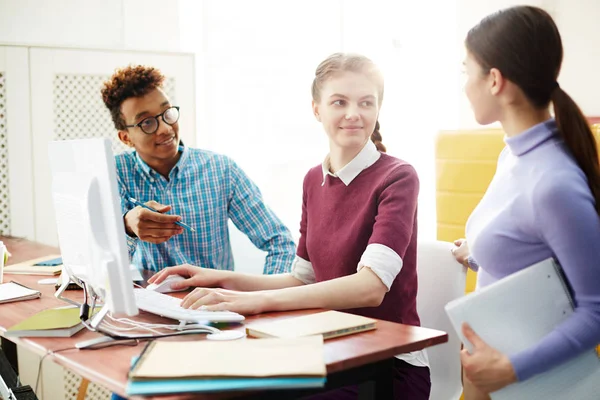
xmin=451 ymin=5 xmax=600 ymax=400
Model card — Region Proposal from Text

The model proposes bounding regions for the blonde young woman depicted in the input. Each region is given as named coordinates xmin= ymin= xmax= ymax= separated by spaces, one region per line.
xmin=150 ymin=53 xmax=430 ymax=399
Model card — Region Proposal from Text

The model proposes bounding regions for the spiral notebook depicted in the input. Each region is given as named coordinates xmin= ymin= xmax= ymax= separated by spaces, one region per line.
xmin=445 ymin=258 xmax=600 ymax=400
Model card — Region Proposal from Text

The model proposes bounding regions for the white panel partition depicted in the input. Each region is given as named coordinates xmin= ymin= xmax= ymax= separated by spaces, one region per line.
xmin=0 ymin=46 xmax=34 ymax=238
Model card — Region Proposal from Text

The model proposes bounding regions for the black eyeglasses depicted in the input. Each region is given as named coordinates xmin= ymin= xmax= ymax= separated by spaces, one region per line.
xmin=125 ymin=106 xmax=180 ymax=135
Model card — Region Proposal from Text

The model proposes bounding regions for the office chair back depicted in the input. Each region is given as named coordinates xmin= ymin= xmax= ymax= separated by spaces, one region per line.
xmin=416 ymin=240 xmax=467 ymax=400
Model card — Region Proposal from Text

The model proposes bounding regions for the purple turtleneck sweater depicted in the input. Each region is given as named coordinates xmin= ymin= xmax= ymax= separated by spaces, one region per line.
xmin=466 ymin=119 xmax=600 ymax=381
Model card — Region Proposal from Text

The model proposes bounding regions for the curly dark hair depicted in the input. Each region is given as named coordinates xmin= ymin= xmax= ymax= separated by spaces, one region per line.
xmin=101 ymin=65 xmax=165 ymax=130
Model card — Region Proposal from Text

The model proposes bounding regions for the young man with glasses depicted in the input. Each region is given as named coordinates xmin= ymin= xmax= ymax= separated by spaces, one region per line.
xmin=100 ymin=65 xmax=295 ymax=274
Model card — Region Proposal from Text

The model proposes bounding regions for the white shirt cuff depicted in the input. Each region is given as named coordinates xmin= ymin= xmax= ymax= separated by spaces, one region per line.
xmin=290 ymin=256 xmax=315 ymax=284
xmin=357 ymin=243 xmax=403 ymax=291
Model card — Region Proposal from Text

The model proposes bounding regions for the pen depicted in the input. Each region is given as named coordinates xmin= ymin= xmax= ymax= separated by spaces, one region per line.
xmin=128 ymin=197 xmax=196 ymax=233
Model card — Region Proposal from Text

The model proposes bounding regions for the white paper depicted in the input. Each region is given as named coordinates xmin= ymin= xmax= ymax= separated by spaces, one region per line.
xmin=0 ymin=282 xmax=40 ymax=302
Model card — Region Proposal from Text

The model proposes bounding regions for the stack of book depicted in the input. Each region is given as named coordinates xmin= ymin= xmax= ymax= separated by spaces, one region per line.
xmin=3 ymin=255 xmax=62 ymax=276
xmin=126 ymin=335 xmax=327 ymax=396
xmin=5 ymin=306 xmax=97 ymax=337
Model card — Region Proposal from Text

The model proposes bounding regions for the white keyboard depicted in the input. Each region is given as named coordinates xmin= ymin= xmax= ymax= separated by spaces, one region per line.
xmin=133 ymin=288 xmax=245 ymax=323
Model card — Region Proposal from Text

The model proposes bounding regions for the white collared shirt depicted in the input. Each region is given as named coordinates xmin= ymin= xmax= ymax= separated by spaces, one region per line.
xmin=292 ymin=140 xmax=429 ymax=368
xmin=321 ymin=140 xmax=382 ymax=186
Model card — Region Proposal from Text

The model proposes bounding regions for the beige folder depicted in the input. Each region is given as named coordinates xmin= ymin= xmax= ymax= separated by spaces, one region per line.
xmin=245 ymin=310 xmax=376 ymax=340
xmin=129 ymin=335 xmax=326 ymax=380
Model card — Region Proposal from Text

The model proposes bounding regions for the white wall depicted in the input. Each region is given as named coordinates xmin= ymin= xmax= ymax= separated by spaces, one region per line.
xmin=454 ymin=0 xmax=600 ymax=128
xmin=0 ymin=0 xmax=183 ymax=51
xmin=192 ymin=0 xmax=341 ymax=244
xmin=455 ymin=0 xmax=545 ymax=129
xmin=554 ymin=0 xmax=600 ymax=116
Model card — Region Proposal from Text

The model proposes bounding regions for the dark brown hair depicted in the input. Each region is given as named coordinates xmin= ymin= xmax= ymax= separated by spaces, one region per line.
xmin=101 ymin=65 xmax=165 ymax=130
xmin=466 ymin=6 xmax=600 ymax=213
xmin=311 ymin=53 xmax=387 ymax=152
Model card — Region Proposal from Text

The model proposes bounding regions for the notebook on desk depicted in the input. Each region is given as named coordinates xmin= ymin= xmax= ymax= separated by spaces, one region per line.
xmin=5 ymin=306 xmax=98 ymax=337
xmin=0 ymin=281 xmax=41 ymax=304
xmin=245 ymin=310 xmax=376 ymax=339
xmin=3 ymin=254 xmax=63 ymax=276
xmin=445 ymin=257 xmax=600 ymax=400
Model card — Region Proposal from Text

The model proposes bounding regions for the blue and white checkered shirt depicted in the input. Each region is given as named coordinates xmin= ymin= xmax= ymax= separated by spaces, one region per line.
xmin=115 ymin=145 xmax=295 ymax=274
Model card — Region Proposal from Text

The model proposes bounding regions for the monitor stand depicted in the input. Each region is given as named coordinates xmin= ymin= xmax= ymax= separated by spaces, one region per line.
xmin=54 ymin=268 xmax=111 ymax=348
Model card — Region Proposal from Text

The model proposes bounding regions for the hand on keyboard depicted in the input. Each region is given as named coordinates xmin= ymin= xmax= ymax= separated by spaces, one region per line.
xmin=147 ymin=264 xmax=229 ymax=291
xmin=134 ymin=288 xmax=244 ymax=323
xmin=181 ymin=287 xmax=267 ymax=316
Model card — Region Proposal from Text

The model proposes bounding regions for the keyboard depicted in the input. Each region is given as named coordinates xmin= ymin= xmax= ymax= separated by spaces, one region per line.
xmin=133 ymin=288 xmax=245 ymax=323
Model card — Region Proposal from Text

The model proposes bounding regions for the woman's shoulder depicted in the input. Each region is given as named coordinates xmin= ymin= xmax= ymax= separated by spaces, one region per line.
xmin=302 ymin=164 xmax=325 ymax=185
xmin=376 ymin=153 xmax=419 ymax=182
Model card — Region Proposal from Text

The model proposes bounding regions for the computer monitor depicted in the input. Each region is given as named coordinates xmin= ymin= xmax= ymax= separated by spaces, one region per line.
xmin=48 ymin=138 xmax=138 ymax=328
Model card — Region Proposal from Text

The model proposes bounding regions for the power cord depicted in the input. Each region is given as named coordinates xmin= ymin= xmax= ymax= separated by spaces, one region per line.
xmin=76 ymin=282 xmax=223 ymax=344
xmin=34 ymin=346 xmax=75 ymax=395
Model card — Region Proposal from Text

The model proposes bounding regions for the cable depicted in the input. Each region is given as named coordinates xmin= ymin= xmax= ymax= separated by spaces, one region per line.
xmin=76 ymin=282 xmax=220 ymax=343
xmin=35 ymin=346 xmax=75 ymax=395
xmin=87 ymin=327 xmax=221 ymax=343
xmin=105 ymin=314 xmax=220 ymax=334
xmin=101 ymin=319 xmax=164 ymax=336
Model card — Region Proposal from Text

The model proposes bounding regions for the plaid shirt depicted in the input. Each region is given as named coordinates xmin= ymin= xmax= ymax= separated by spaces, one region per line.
xmin=115 ymin=145 xmax=295 ymax=274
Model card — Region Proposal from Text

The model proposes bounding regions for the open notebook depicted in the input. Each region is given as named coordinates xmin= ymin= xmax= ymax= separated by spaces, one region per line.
xmin=445 ymin=258 xmax=600 ymax=400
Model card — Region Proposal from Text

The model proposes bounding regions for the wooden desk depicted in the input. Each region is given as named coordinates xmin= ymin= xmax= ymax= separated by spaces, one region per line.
xmin=0 ymin=236 xmax=448 ymax=399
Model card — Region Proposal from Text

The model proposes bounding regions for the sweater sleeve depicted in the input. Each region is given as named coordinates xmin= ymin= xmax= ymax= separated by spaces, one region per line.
xmin=296 ymin=172 xmax=310 ymax=262
xmin=367 ymin=164 xmax=419 ymax=261
xmin=509 ymin=172 xmax=600 ymax=381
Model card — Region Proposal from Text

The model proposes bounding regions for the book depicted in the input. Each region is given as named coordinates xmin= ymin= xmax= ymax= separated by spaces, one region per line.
xmin=0 ymin=281 xmax=41 ymax=304
xmin=245 ymin=310 xmax=376 ymax=339
xmin=4 ymin=254 xmax=62 ymax=276
xmin=126 ymin=336 xmax=326 ymax=396
xmin=5 ymin=306 xmax=92 ymax=337
xmin=126 ymin=376 xmax=326 ymax=396
xmin=445 ymin=258 xmax=600 ymax=400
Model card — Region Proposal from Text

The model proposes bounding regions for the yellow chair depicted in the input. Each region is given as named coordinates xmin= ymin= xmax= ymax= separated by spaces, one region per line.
xmin=436 ymin=123 xmax=600 ymax=293
xmin=435 ymin=128 xmax=505 ymax=293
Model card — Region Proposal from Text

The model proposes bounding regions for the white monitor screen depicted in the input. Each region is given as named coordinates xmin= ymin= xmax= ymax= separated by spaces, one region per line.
xmin=48 ymin=138 xmax=138 ymax=317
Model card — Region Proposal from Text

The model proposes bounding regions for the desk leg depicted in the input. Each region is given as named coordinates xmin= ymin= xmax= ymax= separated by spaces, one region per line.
xmin=368 ymin=358 xmax=394 ymax=399
xmin=0 ymin=338 xmax=18 ymax=375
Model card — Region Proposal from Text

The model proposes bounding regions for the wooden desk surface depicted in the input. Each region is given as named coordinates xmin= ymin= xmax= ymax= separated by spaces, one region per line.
xmin=0 ymin=236 xmax=448 ymax=399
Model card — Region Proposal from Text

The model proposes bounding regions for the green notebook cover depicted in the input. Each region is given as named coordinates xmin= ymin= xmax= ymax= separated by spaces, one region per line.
xmin=5 ymin=306 xmax=94 ymax=337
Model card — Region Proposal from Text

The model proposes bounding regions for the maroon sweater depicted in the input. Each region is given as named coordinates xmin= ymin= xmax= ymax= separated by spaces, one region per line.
xmin=297 ymin=153 xmax=420 ymax=326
